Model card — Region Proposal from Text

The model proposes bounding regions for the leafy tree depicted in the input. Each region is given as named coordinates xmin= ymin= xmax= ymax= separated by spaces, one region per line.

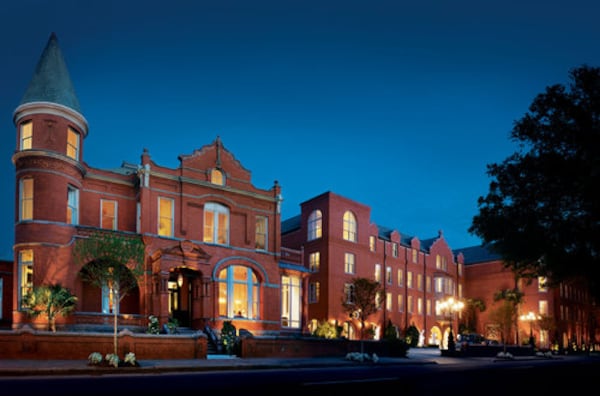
xmin=462 ymin=298 xmax=486 ymax=334
xmin=73 ymin=231 xmax=145 ymax=355
xmin=404 ymin=324 xmax=420 ymax=348
xmin=341 ymin=277 xmax=383 ymax=353
xmin=493 ymin=288 xmax=524 ymax=351
xmin=22 ymin=284 xmax=77 ymax=332
xmin=469 ymin=65 xmax=600 ymax=303
xmin=313 ymin=320 xmax=340 ymax=339
xmin=221 ymin=320 xmax=238 ymax=355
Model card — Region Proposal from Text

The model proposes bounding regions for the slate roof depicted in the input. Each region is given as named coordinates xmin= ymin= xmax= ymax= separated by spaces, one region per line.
xmin=20 ymin=32 xmax=81 ymax=113
xmin=453 ymin=244 xmax=502 ymax=265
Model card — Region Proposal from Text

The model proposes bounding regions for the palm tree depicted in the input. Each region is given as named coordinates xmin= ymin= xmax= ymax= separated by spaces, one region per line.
xmin=22 ymin=284 xmax=77 ymax=332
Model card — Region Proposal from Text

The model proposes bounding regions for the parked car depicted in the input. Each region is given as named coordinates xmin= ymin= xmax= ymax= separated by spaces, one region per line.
xmin=456 ymin=333 xmax=486 ymax=350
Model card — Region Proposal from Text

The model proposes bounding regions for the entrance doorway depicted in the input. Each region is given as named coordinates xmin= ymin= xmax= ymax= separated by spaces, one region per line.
xmin=169 ymin=271 xmax=192 ymax=327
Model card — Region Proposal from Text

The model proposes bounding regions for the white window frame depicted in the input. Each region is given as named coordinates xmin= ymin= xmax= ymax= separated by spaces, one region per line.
xmin=307 ymin=210 xmax=322 ymax=241
xmin=203 ymin=202 xmax=229 ymax=245
xmin=67 ymin=186 xmax=79 ymax=225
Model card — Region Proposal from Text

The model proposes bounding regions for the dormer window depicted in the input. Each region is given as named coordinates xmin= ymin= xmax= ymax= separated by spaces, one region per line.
xmin=210 ymin=168 xmax=225 ymax=186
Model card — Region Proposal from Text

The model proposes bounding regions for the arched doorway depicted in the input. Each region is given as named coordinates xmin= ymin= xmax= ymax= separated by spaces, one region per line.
xmin=168 ymin=268 xmax=196 ymax=327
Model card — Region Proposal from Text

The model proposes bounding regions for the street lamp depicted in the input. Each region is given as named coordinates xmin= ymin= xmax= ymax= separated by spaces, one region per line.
xmin=438 ymin=297 xmax=464 ymax=350
xmin=519 ymin=311 xmax=540 ymax=347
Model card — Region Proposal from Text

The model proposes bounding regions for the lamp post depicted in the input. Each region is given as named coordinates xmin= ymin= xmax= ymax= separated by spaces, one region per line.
xmin=519 ymin=311 xmax=540 ymax=347
xmin=438 ymin=297 xmax=464 ymax=351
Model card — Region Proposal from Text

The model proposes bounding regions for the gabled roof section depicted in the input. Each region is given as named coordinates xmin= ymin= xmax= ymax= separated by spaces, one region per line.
xmin=20 ymin=32 xmax=81 ymax=113
xmin=377 ymin=225 xmax=416 ymax=247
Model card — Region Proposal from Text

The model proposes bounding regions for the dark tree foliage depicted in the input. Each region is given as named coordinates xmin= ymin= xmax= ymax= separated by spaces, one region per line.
xmin=341 ymin=277 xmax=383 ymax=341
xmin=469 ymin=65 xmax=600 ymax=302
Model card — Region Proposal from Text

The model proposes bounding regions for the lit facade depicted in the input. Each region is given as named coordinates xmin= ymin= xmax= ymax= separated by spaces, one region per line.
xmin=10 ymin=33 xmax=307 ymax=335
xmin=281 ymin=191 xmax=465 ymax=347
xmin=5 ymin=33 xmax=598 ymax=352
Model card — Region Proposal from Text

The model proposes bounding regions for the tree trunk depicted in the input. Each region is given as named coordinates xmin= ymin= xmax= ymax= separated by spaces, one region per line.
xmin=113 ymin=289 xmax=119 ymax=356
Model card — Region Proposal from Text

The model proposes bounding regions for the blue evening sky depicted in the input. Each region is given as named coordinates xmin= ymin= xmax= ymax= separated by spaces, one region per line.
xmin=1 ymin=0 xmax=599 ymax=260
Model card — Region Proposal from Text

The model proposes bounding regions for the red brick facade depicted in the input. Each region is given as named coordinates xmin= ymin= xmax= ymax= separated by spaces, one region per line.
xmin=281 ymin=191 xmax=465 ymax=347
xmin=10 ymin=34 xmax=307 ymax=337
xmin=4 ymin=33 xmax=598 ymax=355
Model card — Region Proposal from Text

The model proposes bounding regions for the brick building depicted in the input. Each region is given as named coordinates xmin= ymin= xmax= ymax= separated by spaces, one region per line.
xmin=281 ymin=191 xmax=599 ymax=351
xmin=461 ymin=246 xmax=599 ymax=351
xmin=281 ymin=191 xmax=465 ymax=348
xmin=6 ymin=33 xmax=597 ymax=352
xmin=10 ymin=33 xmax=307 ymax=336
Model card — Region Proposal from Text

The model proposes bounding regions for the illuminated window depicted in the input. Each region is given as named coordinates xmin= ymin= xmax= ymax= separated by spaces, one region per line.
xmin=412 ymin=249 xmax=418 ymax=263
xmin=407 ymin=295 xmax=414 ymax=313
xmin=426 ymin=299 xmax=432 ymax=315
xmin=67 ymin=186 xmax=79 ymax=225
xmin=203 ymin=202 xmax=229 ymax=244
xmin=19 ymin=250 xmax=33 ymax=310
xmin=538 ymin=276 xmax=548 ymax=292
xmin=374 ymin=264 xmax=381 ymax=282
xmin=344 ymin=283 xmax=355 ymax=304
xmin=255 ymin=215 xmax=267 ymax=250
xmin=20 ymin=121 xmax=32 ymax=150
xmin=426 ymin=276 xmax=431 ymax=292
xmin=309 ymin=251 xmax=320 ymax=272
xmin=539 ymin=300 xmax=548 ymax=315
xmin=309 ymin=281 xmax=320 ymax=303
xmin=407 ymin=271 xmax=413 ymax=288
xmin=210 ymin=168 xmax=225 ymax=186
xmin=397 ymin=269 xmax=403 ymax=286
xmin=417 ymin=274 xmax=423 ymax=290
xmin=158 ymin=197 xmax=174 ymax=237
xmin=307 ymin=210 xmax=322 ymax=241
xmin=344 ymin=252 xmax=355 ymax=274
xmin=386 ymin=292 xmax=392 ymax=311
xmin=386 ymin=266 xmax=392 ymax=285
xmin=398 ymin=294 xmax=403 ymax=312
xmin=217 ymin=265 xmax=259 ymax=319
xmin=101 ymin=199 xmax=117 ymax=230
xmin=417 ymin=297 xmax=423 ymax=314
xmin=19 ymin=178 xmax=34 ymax=221
xmin=369 ymin=236 xmax=376 ymax=252
xmin=434 ymin=276 xmax=443 ymax=293
xmin=392 ymin=242 xmax=398 ymax=257
xmin=342 ymin=211 xmax=357 ymax=242
xmin=67 ymin=127 xmax=80 ymax=160
xmin=281 ymin=275 xmax=301 ymax=328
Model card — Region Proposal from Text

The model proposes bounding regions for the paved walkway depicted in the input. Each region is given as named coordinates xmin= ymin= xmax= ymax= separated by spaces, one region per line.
xmin=0 ymin=354 xmax=434 ymax=377
xmin=0 ymin=348 xmax=593 ymax=377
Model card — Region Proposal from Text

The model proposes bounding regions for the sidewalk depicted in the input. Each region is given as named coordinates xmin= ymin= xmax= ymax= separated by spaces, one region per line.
xmin=2 ymin=348 xmax=594 ymax=377
xmin=0 ymin=354 xmax=435 ymax=377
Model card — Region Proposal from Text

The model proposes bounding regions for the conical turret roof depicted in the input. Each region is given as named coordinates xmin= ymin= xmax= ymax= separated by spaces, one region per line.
xmin=20 ymin=32 xmax=81 ymax=113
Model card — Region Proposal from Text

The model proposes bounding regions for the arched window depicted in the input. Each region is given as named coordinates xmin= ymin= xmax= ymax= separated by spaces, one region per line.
xmin=342 ymin=210 xmax=357 ymax=242
xmin=210 ymin=168 xmax=225 ymax=186
xmin=307 ymin=210 xmax=322 ymax=241
xmin=203 ymin=202 xmax=229 ymax=245
xmin=217 ymin=265 xmax=259 ymax=319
